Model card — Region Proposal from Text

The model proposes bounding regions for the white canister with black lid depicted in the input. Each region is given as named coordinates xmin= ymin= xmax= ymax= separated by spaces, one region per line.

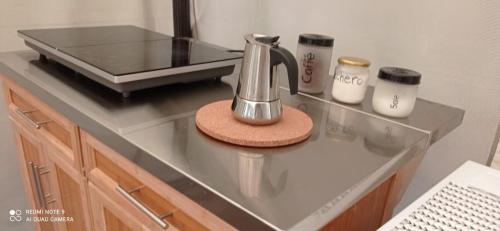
xmin=372 ymin=67 xmax=422 ymax=118
xmin=296 ymin=34 xmax=334 ymax=94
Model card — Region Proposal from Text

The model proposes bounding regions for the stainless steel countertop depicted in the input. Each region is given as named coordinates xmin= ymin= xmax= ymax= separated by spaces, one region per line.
xmin=0 ymin=51 xmax=463 ymax=230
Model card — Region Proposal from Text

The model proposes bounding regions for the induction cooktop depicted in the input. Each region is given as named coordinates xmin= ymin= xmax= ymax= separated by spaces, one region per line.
xmin=18 ymin=25 xmax=242 ymax=97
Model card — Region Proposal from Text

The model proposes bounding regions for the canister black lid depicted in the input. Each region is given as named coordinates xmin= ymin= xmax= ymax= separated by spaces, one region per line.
xmin=298 ymin=34 xmax=334 ymax=47
xmin=378 ymin=67 xmax=421 ymax=85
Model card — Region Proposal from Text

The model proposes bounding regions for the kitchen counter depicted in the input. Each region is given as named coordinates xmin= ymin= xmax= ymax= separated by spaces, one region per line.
xmin=0 ymin=51 xmax=464 ymax=230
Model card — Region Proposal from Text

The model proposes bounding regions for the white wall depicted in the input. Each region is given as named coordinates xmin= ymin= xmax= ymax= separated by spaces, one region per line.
xmin=190 ymin=0 xmax=263 ymax=48
xmin=0 ymin=0 xmax=499 ymax=217
xmin=0 ymin=0 xmax=174 ymax=52
xmin=194 ymin=0 xmax=500 ymax=212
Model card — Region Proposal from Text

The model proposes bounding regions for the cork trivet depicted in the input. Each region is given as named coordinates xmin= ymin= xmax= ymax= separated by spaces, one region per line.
xmin=195 ymin=100 xmax=313 ymax=147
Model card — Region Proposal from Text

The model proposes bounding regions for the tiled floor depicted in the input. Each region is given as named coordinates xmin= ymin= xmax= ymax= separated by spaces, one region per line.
xmin=0 ymin=86 xmax=32 ymax=230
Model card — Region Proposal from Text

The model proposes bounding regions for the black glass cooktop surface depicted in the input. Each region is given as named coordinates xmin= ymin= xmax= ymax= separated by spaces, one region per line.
xmin=19 ymin=25 xmax=242 ymax=76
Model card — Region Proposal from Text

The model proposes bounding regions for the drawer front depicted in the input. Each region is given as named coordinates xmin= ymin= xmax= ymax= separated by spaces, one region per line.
xmin=88 ymin=181 xmax=152 ymax=231
xmin=1 ymin=77 xmax=82 ymax=171
xmin=91 ymin=170 xmax=182 ymax=231
xmin=81 ymin=131 xmax=235 ymax=231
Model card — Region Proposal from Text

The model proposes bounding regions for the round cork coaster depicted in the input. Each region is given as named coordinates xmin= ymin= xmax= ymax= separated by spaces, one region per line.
xmin=195 ymin=100 xmax=313 ymax=147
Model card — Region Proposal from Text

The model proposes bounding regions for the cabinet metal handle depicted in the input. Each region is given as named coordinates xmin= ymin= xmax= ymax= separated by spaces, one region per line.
xmin=27 ymin=162 xmax=42 ymax=207
xmin=14 ymin=108 xmax=52 ymax=129
xmin=16 ymin=108 xmax=40 ymax=129
xmin=28 ymin=161 xmax=47 ymax=208
xmin=33 ymin=164 xmax=48 ymax=208
xmin=116 ymin=185 xmax=169 ymax=229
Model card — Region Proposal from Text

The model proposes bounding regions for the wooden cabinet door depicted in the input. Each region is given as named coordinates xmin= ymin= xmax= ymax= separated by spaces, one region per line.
xmin=88 ymin=182 xmax=151 ymax=231
xmin=10 ymin=117 xmax=56 ymax=231
xmin=45 ymin=143 xmax=91 ymax=231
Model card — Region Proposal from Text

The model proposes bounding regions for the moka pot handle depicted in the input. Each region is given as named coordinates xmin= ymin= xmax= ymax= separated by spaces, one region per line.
xmin=270 ymin=47 xmax=299 ymax=95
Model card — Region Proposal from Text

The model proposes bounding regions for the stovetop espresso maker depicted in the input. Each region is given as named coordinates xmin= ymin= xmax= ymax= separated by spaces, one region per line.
xmin=232 ymin=34 xmax=298 ymax=125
